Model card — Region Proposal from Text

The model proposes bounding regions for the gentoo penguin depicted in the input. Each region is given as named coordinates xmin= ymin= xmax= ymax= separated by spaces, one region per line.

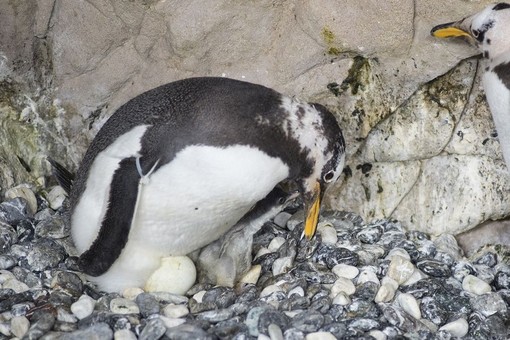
xmin=68 ymin=77 xmax=346 ymax=292
xmin=431 ymin=3 xmax=510 ymax=169
xmin=198 ymin=186 xmax=298 ymax=287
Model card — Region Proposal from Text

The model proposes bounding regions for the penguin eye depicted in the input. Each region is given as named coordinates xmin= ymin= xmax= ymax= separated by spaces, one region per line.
xmin=323 ymin=171 xmax=335 ymax=183
xmin=472 ymin=29 xmax=479 ymax=38
xmin=278 ymin=197 xmax=286 ymax=205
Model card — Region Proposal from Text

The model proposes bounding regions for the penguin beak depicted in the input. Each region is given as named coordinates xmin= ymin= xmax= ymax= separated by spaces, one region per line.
xmin=430 ymin=20 xmax=472 ymax=40
xmin=304 ymin=181 xmax=322 ymax=239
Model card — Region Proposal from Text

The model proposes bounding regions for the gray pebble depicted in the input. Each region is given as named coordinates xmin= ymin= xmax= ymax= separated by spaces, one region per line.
xmin=61 ymin=322 xmax=113 ymax=340
xmin=26 ymin=238 xmax=66 ymax=271
xmin=135 ymin=293 xmax=160 ymax=318
xmin=291 ymin=310 xmax=324 ymax=333
xmin=139 ymin=318 xmax=166 ymax=340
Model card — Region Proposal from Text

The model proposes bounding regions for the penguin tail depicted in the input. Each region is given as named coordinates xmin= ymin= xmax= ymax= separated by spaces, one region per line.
xmin=47 ymin=157 xmax=75 ymax=194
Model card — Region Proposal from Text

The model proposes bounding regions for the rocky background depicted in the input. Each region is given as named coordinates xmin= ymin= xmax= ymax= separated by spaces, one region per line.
xmin=1 ymin=0 xmax=509 ymax=238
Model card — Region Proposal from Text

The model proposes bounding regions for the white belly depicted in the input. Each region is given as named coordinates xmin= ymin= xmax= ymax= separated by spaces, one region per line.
xmin=129 ymin=144 xmax=290 ymax=254
xmin=483 ymin=69 xmax=510 ymax=168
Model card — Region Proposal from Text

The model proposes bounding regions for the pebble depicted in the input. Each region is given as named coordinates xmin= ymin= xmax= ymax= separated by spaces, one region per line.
xmin=396 ymin=293 xmax=421 ymax=319
xmin=260 ymin=284 xmax=283 ymax=298
xmin=273 ymin=256 xmax=293 ymax=276
xmin=240 ymin=264 xmax=262 ymax=285
xmin=330 ymin=277 xmax=356 ymax=298
xmin=4 ymin=186 xmax=38 ymax=215
xmin=3 ymin=278 xmax=29 ymax=293
xmin=159 ymin=315 xmax=186 ymax=328
xmin=332 ymin=263 xmax=359 ymax=279
xmin=471 ymin=292 xmax=507 ymax=316
xmin=317 ymin=225 xmax=337 ymax=244
xmin=375 ymin=276 xmax=398 ymax=303
xmin=139 ymin=318 xmax=166 ymax=340
xmin=387 ymin=255 xmax=415 ymax=285
xmin=70 ymin=294 xmax=96 ymax=319
xmin=110 ymin=298 xmax=140 ymax=314
xmin=438 ymin=318 xmax=469 ymax=337
xmin=268 ymin=237 xmax=286 ymax=252
xmin=332 ymin=291 xmax=351 ymax=305
xmin=267 ymin=323 xmax=284 ymax=340
xmin=10 ymin=315 xmax=30 ymax=338
xmin=122 ymin=287 xmax=144 ymax=299
xmin=163 ymin=304 xmax=189 ymax=318
xmin=416 ymin=259 xmax=451 ymax=277
xmin=305 ymin=331 xmax=336 ymax=340
xmin=462 ymin=274 xmax=492 ymax=295
xmin=356 ymin=267 xmax=379 ymax=285
xmin=114 ymin=328 xmax=138 ymax=340
xmin=61 ymin=322 xmax=113 ymax=340
xmin=46 ymin=186 xmax=67 ymax=210
xmin=369 ymin=329 xmax=388 ymax=340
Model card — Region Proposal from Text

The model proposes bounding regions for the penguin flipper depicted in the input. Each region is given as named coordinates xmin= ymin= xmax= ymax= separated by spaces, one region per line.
xmin=47 ymin=157 xmax=75 ymax=194
xmin=78 ymin=157 xmax=141 ymax=277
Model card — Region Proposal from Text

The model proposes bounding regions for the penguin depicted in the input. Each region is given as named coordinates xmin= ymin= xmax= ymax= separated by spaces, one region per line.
xmin=67 ymin=77 xmax=346 ymax=293
xmin=431 ymin=3 xmax=510 ymax=169
xmin=198 ymin=186 xmax=298 ymax=287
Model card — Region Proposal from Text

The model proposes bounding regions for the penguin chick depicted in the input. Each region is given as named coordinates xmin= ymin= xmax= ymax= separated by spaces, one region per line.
xmin=431 ymin=3 xmax=510 ymax=169
xmin=198 ymin=187 xmax=298 ymax=287
xmin=69 ymin=77 xmax=346 ymax=292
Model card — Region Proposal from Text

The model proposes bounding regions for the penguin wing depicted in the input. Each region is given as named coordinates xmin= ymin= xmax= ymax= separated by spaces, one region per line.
xmin=47 ymin=157 xmax=75 ymax=194
xmin=78 ymin=157 xmax=143 ymax=276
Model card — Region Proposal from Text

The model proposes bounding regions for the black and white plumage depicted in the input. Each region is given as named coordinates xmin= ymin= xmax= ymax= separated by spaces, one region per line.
xmin=68 ymin=77 xmax=345 ymax=292
xmin=431 ymin=3 xmax=510 ymax=168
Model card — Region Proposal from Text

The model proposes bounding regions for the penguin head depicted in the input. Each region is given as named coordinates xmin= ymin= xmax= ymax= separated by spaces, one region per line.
xmin=431 ymin=3 xmax=510 ymax=60
xmin=291 ymin=102 xmax=345 ymax=240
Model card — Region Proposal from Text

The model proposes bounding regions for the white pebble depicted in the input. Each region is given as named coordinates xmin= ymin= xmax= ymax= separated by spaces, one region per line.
xmin=144 ymin=256 xmax=196 ymax=295
xmin=10 ymin=316 xmax=29 ymax=338
xmin=258 ymin=334 xmax=271 ymax=340
xmin=356 ymin=267 xmax=380 ymax=285
xmin=254 ymin=248 xmax=271 ymax=260
xmin=332 ymin=264 xmax=359 ymax=280
xmin=305 ymin=331 xmax=337 ymax=340
xmin=402 ymin=268 xmax=427 ymax=286
xmin=387 ymin=255 xmax=415 ymax=285
xmin=110 ymin=298 xmax=140 ymax=314
xmin=397 ymin=293 xmax=421 ymax=319
xmin=272 ymin=256 xmax=293 ymax=276
xmin=46 ymin=186 xmax=67 ymax=210
xmin=332 ymin=291 xmax=351 ymax=305
xmin=330 ymin=277 xmax=356 ymax=298
xmin=462 ymin=275 xmax=491 ymax=295
xmin=268 ymin=237 xmax=286 ymax=252
xmin=386 ymin=248 xmax=411 ymax=261
xmin=0 ymin=323 xmax=10 ymax=337
xmin=57 ymin=307 xmax=78 ymax=323
xmin=192 ymin=290 xmax=207 ymax=303
xmin=318 ymin=225 xmax=337 ymax=244
xmin=267 ymin=323 xmax=284 ymax=340
xmin=439 ymin=318 xmax=469 ymax=337
xmin=369 ymin=330 xmax=387 ymax=340
xmin=114 ymin=329 xmax=138 ymax=340
xmin=122 ymin=287 xmax=144 ymax=300
xmin=0 ymin=270 xmax=15 ymax=284
xmin=375 ymin=277 xmax=398 ymax=303
xmin=163 ymin=304 xmax=189 ymax=318
xmin=159 ymin=315 xmax=186 ymax=328
xmin=3 ymin=278 xmax=29 ymax=293
xmin=240 ymin=264 xmax=261 ymax=285
xmin=287 ymin=286 xmax=305 ymax=298
xmin=71 ymin=295 xmax=96 ymax=319
xmin=260 ymin=284 xmax=283 ymax=298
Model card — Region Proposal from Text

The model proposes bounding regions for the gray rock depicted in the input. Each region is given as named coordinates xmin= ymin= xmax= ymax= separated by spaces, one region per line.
xmin=165 ymin=323 xmax=211 ymax=340
xmin=0 ymin=222 xmax=17 ymax=254
xmin=0 ymin=198 xmax=31 ymax=225
xmin=139 ymin=318 xmax=166 ymax=340
xmin=61 ymin=322 xmax=113 ymax=340
xmin=291 ymin=310 xmax=324 ymax=333
xmin=135 ymin=293 xmax=160 ymax=318
xmin=24 ymin=311 xmax=56 ymax=340
xmin=25 ymin=238 xmax=66 ymax=271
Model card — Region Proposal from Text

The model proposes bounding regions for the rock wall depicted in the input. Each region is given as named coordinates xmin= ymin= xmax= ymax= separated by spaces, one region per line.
xmin=0 ymin=0 xmax=508 ymax=235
